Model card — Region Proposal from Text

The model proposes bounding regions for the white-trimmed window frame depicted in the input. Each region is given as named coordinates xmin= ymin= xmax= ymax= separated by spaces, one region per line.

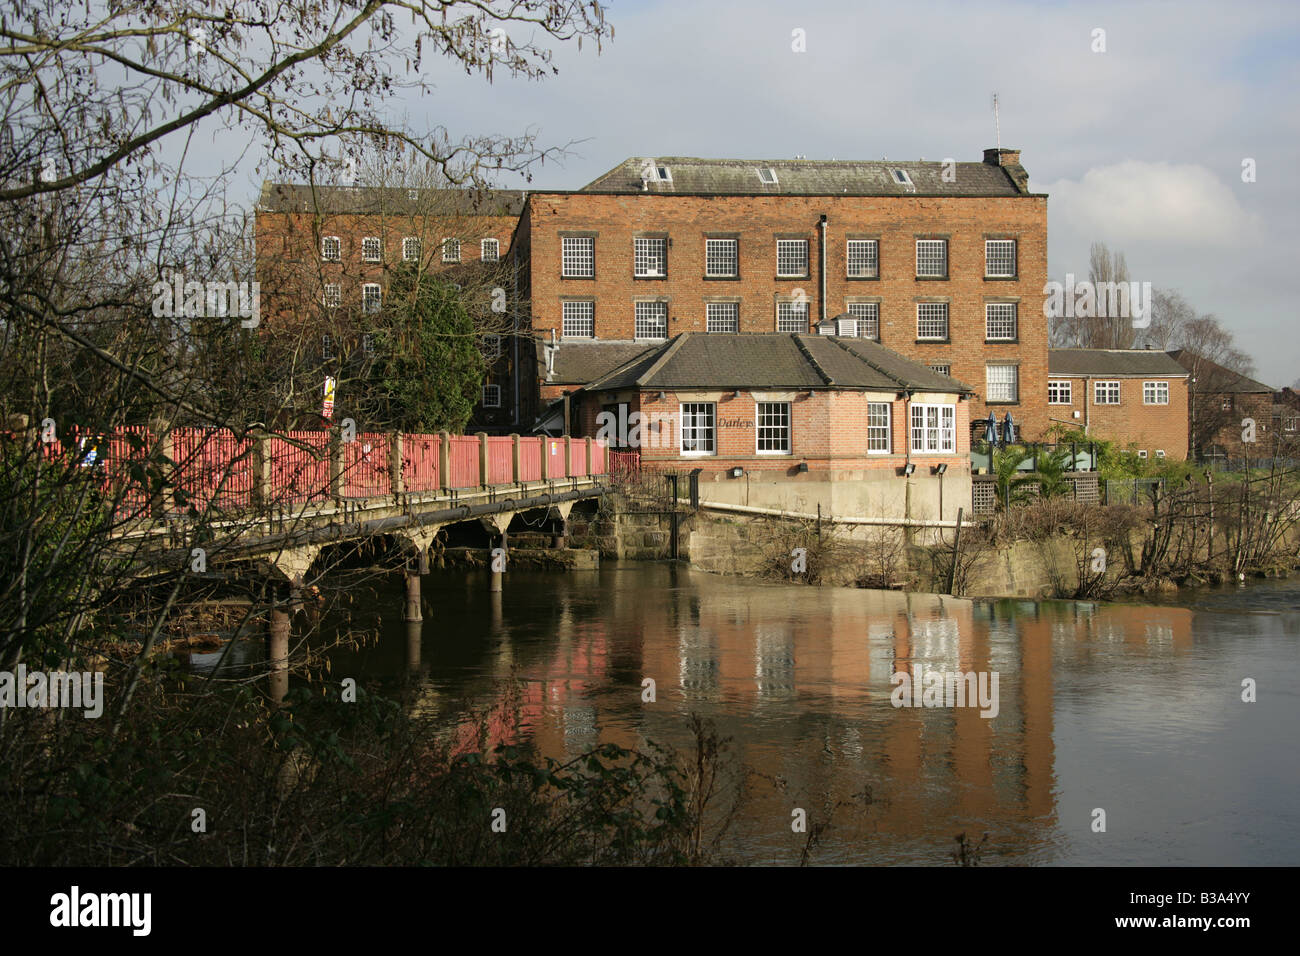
xmin=634 ymin=237 xmax=668 ymax=278
xmin=846 ymin=239 xmax=879 ymax=278
xmin=986 ymin=363 xmax=1019 ymax=403
xmin=482 ymin=384 xmax=502 ymax=408
xmin=361 ymin=283 xmax=382 ymax=314
xmin=561 ymin=300 xmax=595 ymax=339
xmin=867 ymin=401 xmax=891 ymax=454
xmin=561 ymin=236 xmax=595 ymax=277
xmin=909 ymin=403 xmax=956 ymax=454
xmin=323 ymin=283 xmax=341 ymax=309
xmin=481 ymin=238 xmax=500 ymax=262
xmin=402 ymin=236 xmax=421 ymax=262
xmin=679 ymin=402 xmax=716 ymax=457
xmin=985 ymin=302 xmax=1017 ymax=341
xmin=705 ymin=238 xmax=739 ymax=277
xmin=1048 ymin=379 xmax=1073 ymax=405
xmin=776 ymin=239 xmax=809 ymax=278
xmin=441 ymin=237 xmax=461 ymax=263
xmin=755 ymin=401 xmax=791 ymax=455
xmin=846 ymin=302 xmax=880 ymax=340
xmin=915 ymin=239 xmax=947 ymax=278
xmin=776 ymin=299 xmax=809 ymax=333
xmin=1143 ymin=380 xmax=1169 ymax=405
xmin=362 ymin=236 xmax=381 ymax=262
xmin=706 ymin=301 xmax=739 ymax=333
xmin=916 ymin=302 xmax=949 ymax=340
xmin=321 ymin=236 xmax=341 ymax=261
xmin=985 ymin=239 xmax=1017 ymax=278
xmin=1094 ymin=380 xmax=1121 ymax=405
xmin=634 ymin=300 xmax=669 ymax=340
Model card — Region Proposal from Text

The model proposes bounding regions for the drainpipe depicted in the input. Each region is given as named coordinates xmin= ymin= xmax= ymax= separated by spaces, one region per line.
xmin=818 ymin=214 xmax=828 ymax=326
xmin=1083 ymin=375 xmax=1090 ymax=435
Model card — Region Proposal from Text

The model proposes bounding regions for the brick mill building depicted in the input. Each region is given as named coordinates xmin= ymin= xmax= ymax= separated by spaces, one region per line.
xmin=516 ymin=148 xmax=1049 ymax=437
xmin=1047 ymin=349 xmax=1191 ymax=460
xmin=1169 ymin=350 xmax=1276 ymax=462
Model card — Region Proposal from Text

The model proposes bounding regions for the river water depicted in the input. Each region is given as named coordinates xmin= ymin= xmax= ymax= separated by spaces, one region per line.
xmin=265 ymin=562 xmax=1300 ymax=865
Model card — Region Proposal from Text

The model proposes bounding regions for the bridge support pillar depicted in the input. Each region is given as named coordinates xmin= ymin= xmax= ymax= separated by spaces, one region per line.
xmin=552 ymin=516 xmax=568 ymax=549
xmin=406 ymin=619 xmax=422 ymax=673
xmin=489 ymin=531 xmax=506 ymax=593
xmin=404 ymin=569 xmax=422 ymax=622
xmin=267 ymin=599 xmax=291 ymax=705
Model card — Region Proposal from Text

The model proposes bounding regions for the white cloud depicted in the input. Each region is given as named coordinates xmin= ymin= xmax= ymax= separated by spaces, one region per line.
xmin=1043 ymin=162 xmax=1258 ymax=246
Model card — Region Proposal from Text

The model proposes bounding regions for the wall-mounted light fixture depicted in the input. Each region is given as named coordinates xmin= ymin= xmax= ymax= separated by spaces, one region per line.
xmin=933 ymin=463 xmax=948 ymax=476
xmin=732 ymin=389 xmax=741 ymax=398
xmin=903 ymin=462 xmax=916 ymax=477
xmin=797 ymin=462 xmax=809 ymax=473
xmin=730 ymin=466 xmax=744 ymax=478
xmin=656 ymin=391 xmax=666 ymax=402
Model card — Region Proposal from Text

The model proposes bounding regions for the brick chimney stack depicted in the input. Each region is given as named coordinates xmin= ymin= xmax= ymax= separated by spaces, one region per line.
xmin=983 ymin=147 xmax=1021 ymax=167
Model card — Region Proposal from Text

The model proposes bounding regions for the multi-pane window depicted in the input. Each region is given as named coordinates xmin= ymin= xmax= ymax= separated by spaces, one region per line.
xmin=776 ymin=300 xmax=809 ymax=333
xmin=1094 ymin=380 xmax=1121 ymax=405
xmin=847 ymin=302 xmax=880 ymax=340
xmin=985 ymin=303 xmax=1017 ymax=340
xmin=362 ymin=283 xmax=381 ymax=313
xmin=402 ymin=237 xmax=420 ymax=262
xmin=321 ymin=334 xmax=333 ymax=359
xmin=867 ymin=402 xmax=891 ymax=453
xmin=916 ymin=239 xmax=947 ymax=278
xmin=323 ymin=283 xmax=341 ymax=308
xmin=846 ymin=239 xmax=879 ymax=278
xmin=441 ymin=238 xmax=460 ymax=263
xmin=362 ymin=333 xmax=375 ymax=355
xmin=680 ymin=403 xmax=716 ymax=455
xmin=756 ymin=402 xmax=791 ymax=454
xmin=481 ymin=238 xmax=500 ymax=262
xmin=986 ymin=364 xmax=1019 ymax=402
xmin=561 ymin=300 xmax=595 ymax=338
xmin=482 ymin=384 xmax=502 ymax=408
xmin=916 ymin=303 xmax=948 ymax=340
xmin=706 ymin=301 xmax=739 ymax=333
xmin=1048 ymin=380 xmax=1073 ymax=404
xmin=705 ymin=238 xmax=738 ymax=277
xmin=321 ymin=236 xmax=341 ymax=261
xmin=929 ymin=364 xmax=951 ymax=376
xmin=562 ymin=236 xmax=595 ymax=277
xmin=634 ymin=301 xmax=668 ymax=340
xmin=776 ymin=239 xmax=809 ymax=277
xmin=910 ymin=404 xmax=956 ymax=453
xmin=362 ymin=237 xmax=381 ymax=262
xmin=634 ymin=237 xmax=668 ymax=277
xmin=1143 ymin=381 xmax=1169 ymax=405
xmin=985 ymin=239 xmax=1017 ymax=277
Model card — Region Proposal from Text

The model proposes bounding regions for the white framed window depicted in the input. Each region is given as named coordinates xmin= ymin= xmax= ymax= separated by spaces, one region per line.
xmin=985 ymin=239 xmax=1016 ymax=277
xmin=1155 ymin=449 xmax=1166 ymax=459
xmin=757 ymin=167 xmax=778 ymax=185
xmin=402 ymin=236 xmax=420 ymax=262
xmin=482 ymin=384 xmax=502 ymax=408
xmin=1048 ymin=379 xmax=1073 ymax=404
xmin=985 ymin=303 xmax=1017 ymax=340
xmin=867 ymin=402 xmax=891 ymax=453
xmin=634 ymin=237 xmax=668 ymax=277
xmin=846 ymin=302 xmax=879 ymax=340
xmin=1094 ymin=380 xmax=1120 ymax=405
xmin=916 ymin=239 xmax=947 ymax=277
xmin=441 ymin=238 xmax=460 ymax=263
xmin=776 ymin=239 xmax=808 ymax=277
xmin=323 ymin=283 xmax=341 ymax=308
xmin=321 ymin=334 xmax=333 ymax=359
xmin=910 ymin=403 xmax=956 ymax=453
xmin=756 ymin=402 xmax=791 ymax=454
xmin=1138 ymin=450 xmax=1148 ymax=460
xmin=928 ymin=364 xmax=951 ymax=376
xmin=847 ymin=239 xmax=879 ymax=278
xmin=986 ymin=364 xmax=1019 ymax=403
xmin=321 ymin=236 xmax=341 ymax=261
xmin=362 ymin=283 xmax=381 ymax=314
xmin=634 ymin=301 xmax=668 ymax=340
xmin=561 ymin=300 xmax=595 ymax=338
xmin=706 ymin=301 xmax=739 ymax=333
xmin=776 ymin=300 xmax=809 ymax=333
xmin=705 ymin=238 xmax=738 ymax=277
xmin=481 ymin=238 xmax=500 ymax=262
xmin=562 ymin=236 xmax=595 ymax=277
xmin=892 ymin=168 xmax=913 ymax=186
xmin=362 ymin=237 xmax=381 ymax=262
xmin=680 ymin=403 xmax=716 ymax=456
xmin=916 ymin=302 xmax=948 ymax=340
xmin=1143 ymin=380 xmax=1169 ymax=405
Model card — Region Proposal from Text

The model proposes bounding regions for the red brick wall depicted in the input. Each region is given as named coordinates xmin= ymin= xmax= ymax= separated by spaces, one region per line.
xmin=1047 ymin=374 xmax=1189 ymax=460
xmin=524 ymin=192 xmax=1048 ymax=436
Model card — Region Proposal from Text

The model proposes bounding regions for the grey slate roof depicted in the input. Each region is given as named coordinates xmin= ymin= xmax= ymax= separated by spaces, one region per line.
xmin=1168 ymin=350 xmax=1273 ymax=393
xmin=257 ymin=183 xmax=526 ymax=216
xmin=580 ymin=333 xmax=973 ymax=393
xmin=580 ymin=156 xmax=1031 ymax=197
xmin=1049 ymin=349 xmax=1190 ymax=377
xmin=535 ymin=340 xmax=659 ymax=386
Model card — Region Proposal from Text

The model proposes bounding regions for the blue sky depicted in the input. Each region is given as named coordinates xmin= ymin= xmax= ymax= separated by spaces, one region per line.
xmin=231 ymin=0 xmax=1300 ymax=384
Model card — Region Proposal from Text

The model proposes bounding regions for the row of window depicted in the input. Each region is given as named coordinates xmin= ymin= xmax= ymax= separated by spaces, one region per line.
xmin=642 ymin=163 xmax=918 ymax=190
xmin=674 ymin=402 xmax=957 ymax=455
xmin=559 ymin=299 xmax=1020 ymax=342
xmin=561 ymin=237 xmax=1018 ymax=280
xmin=1047 ymin=380 xmax=1170 ymax=406
xmin=320 ymin=236 xmax=500 ymax=264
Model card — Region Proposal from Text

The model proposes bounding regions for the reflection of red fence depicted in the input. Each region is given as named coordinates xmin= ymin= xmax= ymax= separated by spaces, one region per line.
xmin=21 ymin=427 xmax=608 ymax=520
